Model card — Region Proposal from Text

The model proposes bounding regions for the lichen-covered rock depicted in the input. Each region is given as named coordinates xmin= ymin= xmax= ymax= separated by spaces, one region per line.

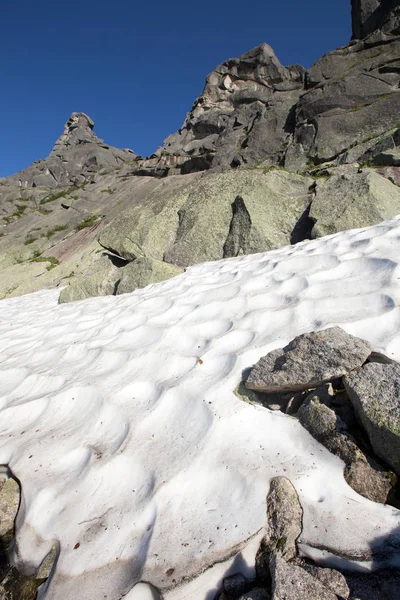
xmin=246 ymin=327 xmax=372 ymax=393
xmin=58 ymin=253 xmax=121 ymax=303
xmin=344 ymin=362 xmax=400 ymax=476
xmin=309 ymin=170 xmax=400 ymax=238
xmin=116 ymin=258 xmax=183 ymax=295
xmin=163 ymin=169 xmax=312 ymax=268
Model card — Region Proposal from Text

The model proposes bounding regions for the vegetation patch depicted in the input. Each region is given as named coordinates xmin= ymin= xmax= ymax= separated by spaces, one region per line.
xmin=75 ymin=215 xmax=98 ymax=231
xmin=44 ymin=225 xmax=68 ymax=239
xmin=38 ymin=207 xmax=52 ymax=215
xmin=30 ymin=251 xmax=60 ymax=271
xmin=24 ymin=237 xmax=38 ymax=245
xmin=40 ymin=187 xmax=78 ymax=205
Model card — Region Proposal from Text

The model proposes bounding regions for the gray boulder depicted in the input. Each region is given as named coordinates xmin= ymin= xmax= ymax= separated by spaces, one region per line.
xmin=344 ymin=362 xmax=400 ymax=475
xmin=263 ymin=477 xmax=302 ymax=561
xmin=246 ymin=327 xmax=372 ymax=393
xmin=297 ymin=562 xmax=349 ymax=598
xmin=309 ymin=170 xmax=400 ymax=238
xmin=256 ymin=477 xmax=302 ymax=583
xmin=298 ymin=395 xmax=394 ymax=503
xmin=270 ymin=554 xmax=338 ymax=600
xmin=115 ymin=257 xmax=183 ymax=295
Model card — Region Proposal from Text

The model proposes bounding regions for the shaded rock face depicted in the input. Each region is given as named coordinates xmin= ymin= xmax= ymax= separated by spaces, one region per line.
xmin=345 ymin=362 xmax=400 ymax=475
xmin=147 ymin=3 xmax=400 ymax=176
xmin=153 ymin=43 xmax=305 ymax=173
xmin=6 ymin=112 xmax=138 ymax=189
xmin=351 ymin=0 xmax=400 ymax=39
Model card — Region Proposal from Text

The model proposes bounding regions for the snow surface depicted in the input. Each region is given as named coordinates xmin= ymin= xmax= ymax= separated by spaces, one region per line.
xmin=1 ymin=217 xmax=400 ymax=600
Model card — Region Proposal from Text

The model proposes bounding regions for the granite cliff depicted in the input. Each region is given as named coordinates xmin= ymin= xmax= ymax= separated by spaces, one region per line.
xmin=1 ymin=0 xmax=400 ymax=302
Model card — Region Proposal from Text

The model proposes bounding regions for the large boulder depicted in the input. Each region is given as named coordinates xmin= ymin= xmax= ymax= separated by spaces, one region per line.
xmin=115 ymin=257 xmax=183 ymax=295
xmin=344 ymin=362 xmax=400 ymax=475
xmin=246 ymin=327 xmax=372 ymax=393
xmin=270 ymin=554 xmax=338 ymax=600
xmin=164 ymin=169 xmax=312 ymax=268
xmin=310 ymin=169 xmax=400 ymax=237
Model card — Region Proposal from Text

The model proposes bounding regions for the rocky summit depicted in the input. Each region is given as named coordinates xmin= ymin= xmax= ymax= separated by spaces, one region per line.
xmin=0 ymin=0 xmax=400 ymax=305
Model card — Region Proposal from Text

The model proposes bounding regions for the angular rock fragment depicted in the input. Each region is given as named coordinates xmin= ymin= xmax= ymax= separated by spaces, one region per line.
xmin=296 ymin=562 xmax=349 ymax=598
xmin=344 ymin=362 xmax=400 ymax=476
xmin=298 ymin=393 xmax=394 ymax=503
xmin=246 ymin=327 xmax=372 ymax=393
xmin=256 ymin=477 xmax=302 ymax=582
xmin=270 ymin=554 xmax=338 ymax=600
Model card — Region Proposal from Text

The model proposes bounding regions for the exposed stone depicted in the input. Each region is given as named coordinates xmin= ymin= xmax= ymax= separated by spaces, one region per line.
xmin=0 ymin=475 xmax=19 ymax=546
xmin=6 ymin=112 xmax=138 ymax=189
xmin=298 ymin=390 xmax=394 ymax=503
xmin=309 ymin=170 xmax=400 ymax=238
xmin=155 ymin=44 xmax=305 ymax=173
xmin=297 ymin=562 xmax=350 ymax=598
xmin=246 ymin=327 xmax=372 ymax=393
xmin=270 ymin=554 xmax=337 ymax=600
xmin=351 ymin=0 xmax=400 ymax=39
xmin=344 ymin=362 xmax=400 ymax=476
xmin=344 ymin=456 xmax=394 ymax=504
xmin=58 ymin=253 xmax=121 ymax=303
xmin=164 ymin=169 xmax=312 ymax=268
xmin=115 ymin=258 xmax=183 ymax=295
xmin=256 ymin=477 xmax=302 ymax=583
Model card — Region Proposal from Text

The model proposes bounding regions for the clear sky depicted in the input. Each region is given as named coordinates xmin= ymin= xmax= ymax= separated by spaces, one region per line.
xmin=0 ymin=0 xmax=351 ymax=177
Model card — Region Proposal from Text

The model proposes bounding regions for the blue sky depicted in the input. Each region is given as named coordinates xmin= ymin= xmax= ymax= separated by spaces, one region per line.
xmin=0 ymin=0 xmax=351 ymax=177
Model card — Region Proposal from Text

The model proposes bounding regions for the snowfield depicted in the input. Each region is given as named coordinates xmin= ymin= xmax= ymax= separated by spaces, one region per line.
xmin=1 ymin=217 xmax=400 ymax=600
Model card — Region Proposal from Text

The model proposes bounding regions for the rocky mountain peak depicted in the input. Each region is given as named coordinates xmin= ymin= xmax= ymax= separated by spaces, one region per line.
xmin=51 ymin=112 xmax=102 ymax=154
xmin=3 ymin=111 xmax=137 ymax=189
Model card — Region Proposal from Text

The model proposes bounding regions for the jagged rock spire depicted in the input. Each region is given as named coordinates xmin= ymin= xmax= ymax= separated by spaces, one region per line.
xmin=51 ymin=112 xmax=102 ymax=154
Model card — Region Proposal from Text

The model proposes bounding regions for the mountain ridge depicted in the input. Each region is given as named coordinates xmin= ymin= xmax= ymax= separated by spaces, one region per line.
xmin=0 ymin=0 xmax=400 ymax=302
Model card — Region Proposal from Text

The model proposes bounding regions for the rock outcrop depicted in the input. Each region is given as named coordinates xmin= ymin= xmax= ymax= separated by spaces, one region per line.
xmin=5 ymin=112 xmax=138 ymax=189
xmin=1 ymin=0 xmax=400 ymax=305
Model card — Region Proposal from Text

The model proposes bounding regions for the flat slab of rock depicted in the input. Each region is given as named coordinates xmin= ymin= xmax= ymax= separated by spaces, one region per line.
xmin=344 ymin=362 xmax=400 ymax=476
xmin=246 ymin=327 xmax=371 ymax=393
